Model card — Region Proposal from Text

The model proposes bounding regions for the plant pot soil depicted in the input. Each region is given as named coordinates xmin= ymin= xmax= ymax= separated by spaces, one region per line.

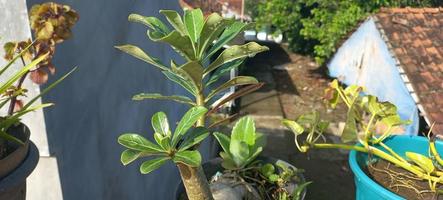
xmin=175 ymin=157 xmax=306 ymax=200
xmin=367 ymin=159 xmax=442 ymax=200
xmin=0 ymin=124 xmax=39 ymax=200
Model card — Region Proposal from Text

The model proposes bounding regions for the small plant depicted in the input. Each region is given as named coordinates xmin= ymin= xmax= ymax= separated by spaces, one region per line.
xmin=283 ymin=79 xmax=443 ymax=194
xmin=116 ymin=8 xmax=268 ymax=200
xmin=0 ymin=2 xmax=77 ymax=158
xmin=213 ymin=116 xmax=265 ymax=170
xmin=259 ymin=161 xmax=311 ymax=200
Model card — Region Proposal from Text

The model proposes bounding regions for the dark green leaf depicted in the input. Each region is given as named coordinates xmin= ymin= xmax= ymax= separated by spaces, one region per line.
xmin=205 ymin=21 xmax=252 ymax=59
xmin=128 ymin=14 xmax=169 ymax=35
xmin=213 ymin=132 xmax=231 ymax=153
xmin=140 ymin=157 xmax=169 ymax=174
xmin=132 ymin=93 xmax=195 ymax=106
xmin=179 ymin=127 xmax=209 ymax=151
xmin=205 ymin=59 xmax=244 ymax=86
xmin=118 ymin=133 xmax=164 ymax=152
xmin=179 ymin=61 xmax=204 ymax=88
xmin=198 ymin=13 xmax=228 ymax=58
xmin=115 ymin=45 xmax=169 ymax=71
xmin=148 ymin=30 xmax=195 ymax=60
xmin=204 ymin=42 xmax=268 ymax=75
xmin=172 ymin=106 xmax=208 ymax=146
xmin=162 ymin=70 xmax=198 ymax=96
xmin=121 ymin=149 xmax=142 ymax=165
xmin=172 ymin=150 xmax=201 ymax=167
xmin=260 ymin=163 xmax=275 ymax=177
xmin=220 ymin=151 xmax=237 ymax=170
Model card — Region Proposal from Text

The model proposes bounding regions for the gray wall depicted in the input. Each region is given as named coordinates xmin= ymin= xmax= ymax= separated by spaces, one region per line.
xmin=26 ymin=0 xmax=212 ymax=199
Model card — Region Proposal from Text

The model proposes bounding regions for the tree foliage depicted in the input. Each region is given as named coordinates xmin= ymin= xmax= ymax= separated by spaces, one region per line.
xmin=255 ymin=0 xmax=442 ymax=64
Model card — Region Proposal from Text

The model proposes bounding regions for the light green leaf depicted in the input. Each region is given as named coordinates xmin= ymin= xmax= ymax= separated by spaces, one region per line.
xmin=172 ymin=150 xmax=201 ymax=167
xmin=205 ymin=21 xmax=252 ymax=59
xmin=231 ymin=116 xmax=256 ymax=146
xmin=128 ymin=14 xmax=169 ymax=35
xmin=184 ymin=9 xmax=204 ymax=43
xmin=206 ymin=76 xmax=258 ymax=101
xmin=0 ymin=103 xmax=54 ymax=131
xmin=159 ymin=10 xmax=188 ymax=36
xmin=162 ymin=70 xmax=198 ymax=96
xmin=292 ymin=182 xmax=312 ymax=200
xmin=205 ymin=59 xmax=244 ymax=86
xmin=132 ymin=93 xmax=195 ymax=106
xmin=179 ymin=127 xmax=209 ymax=151
xmin=140 ymin=157 xmax=169 ymax=174
xmin=198 ymin=13 xmax=228 ymax=58
xmin=121 ymin=149 xmax=142 ymax=165
xmin=148 ymin=30 xmax=195 ymax=60
xmin=213 ymin=132 xmax=231 ymax=154
xmin=406 ymin=152 xmax=435 ymax=173
xmin=282 ymin=119 xmax=304 ymax=135
xmin=0 ymin=41 xmax=35 ymax=76
xmin=243 ymin=146 xmax=262 ymax=167
xmin=118 ymin=133 xmax=164 ymax=152
xmin=115 ymin=45 xmax=169 ymax=71
xmin=172 ymin=106 xmax=208 ymax=146
xmin=151 ymin=111 xmax=170 ymax=136
xmin=204 ymin=42 xmax=269 ymax=75
xmin=153 ymin=133 xmax=171 ymax=151
xmin=229 ymin=140 xmax=249 ymax=167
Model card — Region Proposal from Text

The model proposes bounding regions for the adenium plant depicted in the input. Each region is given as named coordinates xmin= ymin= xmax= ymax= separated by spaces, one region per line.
xmin=116 ymin=8 xmax=268 ymax=200
xmin=283 ymin=80 xmax=443 ymax=193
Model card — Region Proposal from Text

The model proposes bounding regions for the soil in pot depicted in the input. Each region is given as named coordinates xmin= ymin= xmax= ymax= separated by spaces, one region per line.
xmin=366 ymin=159 xmax=443 ymax=200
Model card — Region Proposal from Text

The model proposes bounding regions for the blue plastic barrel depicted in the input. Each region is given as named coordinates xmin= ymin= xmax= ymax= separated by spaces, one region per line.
xmin=348 ymin=135 xmax=443 ymax=200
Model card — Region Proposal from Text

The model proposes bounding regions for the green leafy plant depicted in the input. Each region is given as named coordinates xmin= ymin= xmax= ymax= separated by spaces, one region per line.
xmin=0 ymin=2 xmax=77 ymax=158
xmin=115 ymin=8 xmax=268 ymax=200
xmin=255 ymin=0 xmax=442 ymax=64
xmin=283 ymin=79 xmax=443 ymax=194
xmin=259 ymin=161 xmax=311 ymax=200
xmin=213 ymin=116 xmax=265 ymax=170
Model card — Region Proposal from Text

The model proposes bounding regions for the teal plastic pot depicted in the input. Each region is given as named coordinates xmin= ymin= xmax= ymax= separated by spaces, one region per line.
xmin=349 ymin=135 xmax=443 ymax=200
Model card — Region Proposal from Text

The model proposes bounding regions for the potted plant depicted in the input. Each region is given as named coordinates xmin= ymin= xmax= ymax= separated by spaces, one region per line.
xmin=0 ymin=2 xmax=78 ymax=199
xmin=283 ymin=80 xmax=443 ymax=199
xmin=115 ymin=8 xmax=307 ymax=200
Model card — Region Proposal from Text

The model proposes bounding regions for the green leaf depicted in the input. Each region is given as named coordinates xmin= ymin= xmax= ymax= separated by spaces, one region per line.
xmin=184 ymin=9 xmax=204 ymax=43
xmin=206 ymin=76 xmax=258 ymax=101
xmin=179 ymin=61 xmax=204 ymax=88
xmin=220 ymin=151 xmax=237 ymax=170
xmin=0 ymin=53 xmax=48 ymax=95
xmin=151 ymin=111 xmax=170 ymax=136
xmin=205 ymin=59 xmax=244 ymax=86
xmin=162 ymin=70 xmax=198 ymax=96
xmin=128 ymin=14 xmax=169 ymax=35
xmin=179 ymin=127 xmax=209 ymax=151
xmin=140 ymin=157 xmax=169 ymax=174
xmin=282 ymin=119 xmax=304 ymax=135
xmin=0 ymin=41 xmax=35 ymax=76
xmin=204 ymin=42 xmax=268 ymax=75
xmin=292 ymin=182 xmax=312 ymax=200
xmin=121 ymin=149 xmax=142 ymax=165
xmin=132 ymin=93 xmax=195 ymax=106
xmin=153 ymin=133 xmax=171 ymax=151
xmin=118 ymin=133 xmax=164 ymax=152
xmin=208 ymin=83 xmax=263 ymax=115
xmin=0 ymin=103 xmax=54 ymax=132
xmin=148 ymin=30 xmax=195 ymax=60
xmin=198 ymin=13 xmax=228 ymax=58
xmin=260 ymin=163 xmax=276 ymax=177
xmin=268 ymin=174 xmax=279 ymax=183
xmin=231 ymin=116 xmax=256 ymax=146
xmin=405 ymin=152 xmax=435 ymax=173
xmin=205 ymin=21 xmax=252 ymax=59
xmin=243 ymin=146 xmax=263 ymax=167
xmin=172 ymin=106 xmax=208 ymax=146
xmin=0 ymin=130 xmax=24 ymax=145
xmin=342 ymin=109 xmax=358 ymax=143
xmin=172 ymin=150 xmax=201 ymax=167
xmin=229 ymin=140 xmax=249 ymax=167
xmin=213 ymin=132 xmax=231 ymax=154
xmin=159 ymin=10 xmax=188 ymax=36
xmin=115 ymin=45 xmax=169 ymax=71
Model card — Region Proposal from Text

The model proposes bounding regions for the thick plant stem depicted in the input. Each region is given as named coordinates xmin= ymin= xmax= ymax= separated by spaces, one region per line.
xmin=178 ymin=163 xmax=213 ymax=200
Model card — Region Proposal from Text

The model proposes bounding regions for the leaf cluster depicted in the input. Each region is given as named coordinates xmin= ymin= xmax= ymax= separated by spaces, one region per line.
xmin=214 ymin=116 xmax=265 ymax=170
xmin=118 ymin=106 xmax=210 ymax=173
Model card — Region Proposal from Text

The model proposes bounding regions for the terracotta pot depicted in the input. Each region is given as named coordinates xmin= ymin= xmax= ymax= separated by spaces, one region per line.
xmin=0 ymin=124 xmax=39 ymax=200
